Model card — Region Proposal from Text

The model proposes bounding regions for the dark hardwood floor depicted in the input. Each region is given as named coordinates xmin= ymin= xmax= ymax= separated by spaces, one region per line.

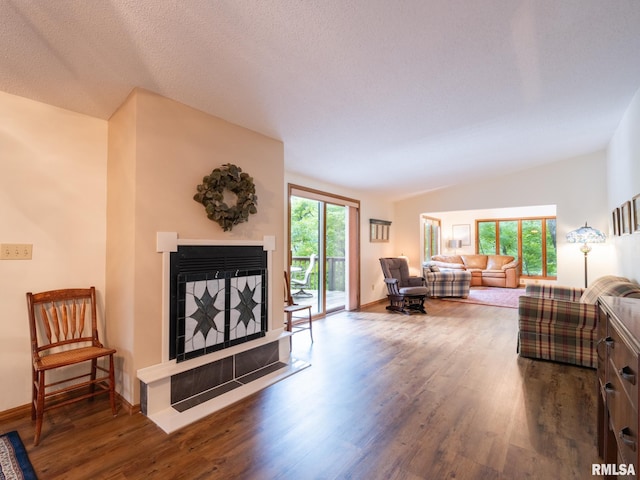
xmin=1 ymin=299 xmax=602 ymax=479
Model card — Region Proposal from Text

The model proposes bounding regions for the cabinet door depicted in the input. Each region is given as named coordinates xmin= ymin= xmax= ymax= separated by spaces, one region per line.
xmin=609 ymin=325 xmax=639 ymax=409
xmin=606 ymin=362 xmax=638 ymax=472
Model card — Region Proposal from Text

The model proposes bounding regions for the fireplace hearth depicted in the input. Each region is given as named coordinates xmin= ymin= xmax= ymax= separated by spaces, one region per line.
xmin=136 ymin=233 xmax=309 ymax=434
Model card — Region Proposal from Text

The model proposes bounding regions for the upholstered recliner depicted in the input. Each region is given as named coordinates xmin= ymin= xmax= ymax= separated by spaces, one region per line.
xmin=379 ymin=257 xmax=429 ymax=314
xmin=517 ymin=275 xmax=640 ymax=368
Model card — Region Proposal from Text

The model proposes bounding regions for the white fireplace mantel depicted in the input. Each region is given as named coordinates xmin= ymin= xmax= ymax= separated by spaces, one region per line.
xmin=135 ymin=232 xmax=308 ymax=434
xmin=155 ymin=232 xmax=278 ymax=362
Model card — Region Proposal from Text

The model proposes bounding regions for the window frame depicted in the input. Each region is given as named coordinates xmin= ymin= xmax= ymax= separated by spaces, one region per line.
xmin=421 ymin=215 xmax=441 ymax=263
xmin=475 ymin=216 xmax=557 ymax=279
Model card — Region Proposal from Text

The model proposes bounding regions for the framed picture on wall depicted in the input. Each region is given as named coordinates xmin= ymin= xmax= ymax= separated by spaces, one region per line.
xmin=452 ymin=224 xmax=471 ymax=246
xmin=633 ymin=194 xmax=640 ymax=233
xmin=612 ymin=208 xmax=620 ymax=236
xmin=369 ymin=219 xmax=391 ymax=242
xmin=621 ymin=201 xmax=632 ymax=235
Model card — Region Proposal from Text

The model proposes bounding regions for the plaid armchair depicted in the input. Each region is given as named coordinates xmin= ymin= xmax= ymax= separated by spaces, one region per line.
xmin=518 ymin=275 xmax=640 ymax=368
xmin=423 ymin=268 xmax=472 ymax=298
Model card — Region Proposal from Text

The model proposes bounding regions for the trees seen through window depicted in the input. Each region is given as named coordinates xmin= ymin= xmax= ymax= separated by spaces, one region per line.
xmin=477 ymin=217 xmax=556 ymax=278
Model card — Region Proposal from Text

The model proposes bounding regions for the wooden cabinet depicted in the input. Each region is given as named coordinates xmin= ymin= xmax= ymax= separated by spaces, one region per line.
xmin=598 ymin=296 xmax=640 ymax=479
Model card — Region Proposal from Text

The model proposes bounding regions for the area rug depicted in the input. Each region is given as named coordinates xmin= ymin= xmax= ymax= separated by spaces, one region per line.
xmin=440 ymin=286 xmax=526 ymax=309
xmin=0 ymin=431 xmax=37 ymax=480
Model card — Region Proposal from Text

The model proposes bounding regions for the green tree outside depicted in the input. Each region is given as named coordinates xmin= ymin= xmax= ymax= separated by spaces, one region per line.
xmin=290 ymin=197 xmax=346 ymax=291
xmin=477 ymin=218 xmax=556 ymax=277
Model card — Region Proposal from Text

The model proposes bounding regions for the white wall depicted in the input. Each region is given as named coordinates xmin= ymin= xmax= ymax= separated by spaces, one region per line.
xmin=0 ymin=88 xmax=284 ymax=411
xmin=394 ymin=151 xmax=614 ymax=288
xmin=607 ymin=86 xmax=640 ymax=283
xmin=108 ymin=89 xmax=285 ymax=405
xmin=285 ymin=172 xmax=395 ymax=306
xmin=0 ymin=91 xmax=108 ymax=411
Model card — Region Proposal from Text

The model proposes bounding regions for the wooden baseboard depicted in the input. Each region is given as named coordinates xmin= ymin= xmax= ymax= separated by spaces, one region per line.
xmin=0 ymin=403 xmax=31 ymax=422
xmin=0 ymin=392 xmax=140 ymax=420
xmin=359 ymin=298 xmax=387 ymax=309
xmin=118 ymin=394 xmax=140 ymax=415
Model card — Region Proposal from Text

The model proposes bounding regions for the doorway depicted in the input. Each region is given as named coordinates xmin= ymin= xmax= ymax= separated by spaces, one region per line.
xmin=288 ymin=184 xmax=360 ymax=316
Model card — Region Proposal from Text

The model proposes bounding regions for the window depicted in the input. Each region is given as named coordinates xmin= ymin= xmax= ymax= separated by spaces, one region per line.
xmin=476 ymin=217 xmax=557 ymax=278
xmin=422 ymin=216 xmax=441 ymax=261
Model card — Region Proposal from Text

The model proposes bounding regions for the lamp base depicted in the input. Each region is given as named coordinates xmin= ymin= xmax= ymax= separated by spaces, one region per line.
xmin=583 ymin=250 xmax=589 ymax=288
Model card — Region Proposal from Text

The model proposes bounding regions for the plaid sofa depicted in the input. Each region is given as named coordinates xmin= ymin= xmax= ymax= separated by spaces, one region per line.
xmin=423 ymin=269 xmax=472 ymax=298
xmin=518 ymin=275 xmax=640 ymax=368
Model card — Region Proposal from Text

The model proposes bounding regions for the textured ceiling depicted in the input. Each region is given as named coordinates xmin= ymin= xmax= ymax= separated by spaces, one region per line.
xmin=2 ymin=0 xmax=640 ymax=200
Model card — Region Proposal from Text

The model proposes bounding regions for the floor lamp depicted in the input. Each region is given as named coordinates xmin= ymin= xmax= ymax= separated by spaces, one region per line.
xmin=448 ymin=239 xmax=462 ymax=255
xmin=566 ymin=222 xmax=606 ymax=288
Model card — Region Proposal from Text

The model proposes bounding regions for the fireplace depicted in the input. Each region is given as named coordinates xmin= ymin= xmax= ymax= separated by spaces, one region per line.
xmin=169 ymin=244 xmax=268 ymax=362
xmin=136 ymin=232 xmax=309 ymax=434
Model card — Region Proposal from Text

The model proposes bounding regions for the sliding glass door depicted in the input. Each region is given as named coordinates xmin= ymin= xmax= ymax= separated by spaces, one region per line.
xmin=288 ymin=185 xmax=359 ymax=316
xmin=325 ymin=203 xmax=347 ymax=313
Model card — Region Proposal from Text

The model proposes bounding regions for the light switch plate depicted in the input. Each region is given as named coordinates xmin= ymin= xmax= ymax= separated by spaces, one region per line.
xmin=0 ymin=243 xmax=33 ymax=260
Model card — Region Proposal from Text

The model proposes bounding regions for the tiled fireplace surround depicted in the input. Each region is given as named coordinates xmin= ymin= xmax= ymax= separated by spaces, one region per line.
xmin=137 ymin=232 xmax=307 ymax=434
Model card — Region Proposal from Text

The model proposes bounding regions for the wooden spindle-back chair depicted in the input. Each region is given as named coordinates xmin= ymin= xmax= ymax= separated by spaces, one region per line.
xmin=26 ymin=286 xmax=117 ymax=445
xmin=284 ymin=271 xmax=313 ymax=341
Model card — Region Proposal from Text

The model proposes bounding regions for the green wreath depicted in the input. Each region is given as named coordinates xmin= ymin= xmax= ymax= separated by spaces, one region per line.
xmin=193 ymin=163 xmax=258 ymax=231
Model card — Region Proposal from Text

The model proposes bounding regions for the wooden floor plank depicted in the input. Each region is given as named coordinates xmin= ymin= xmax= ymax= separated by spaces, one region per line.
xmin=1 ymin=299 xmax=603 ymax=479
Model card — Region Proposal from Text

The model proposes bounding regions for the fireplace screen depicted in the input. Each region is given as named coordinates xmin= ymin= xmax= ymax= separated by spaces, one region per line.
xmin=170 ymin=246 xmax=267 ymax=362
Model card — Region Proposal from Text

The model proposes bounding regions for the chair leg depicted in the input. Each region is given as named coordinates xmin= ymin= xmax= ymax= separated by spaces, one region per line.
xmin=31 ymin=366 xmax=37 ymax=421
xmin=89 ymin=358 xmax=97 ymax=399
xmin=387 ymin=295 xmax=427 ymax=315
xmin=292 ymin=288 xmax=312 ymax=298
xmin=285 ymin=312 xmax=293 ymax=349
xmin=34 ymin=372 xmax=45 ymax=446
xmin=109 ymin=354 xmax=117 ymax=416
xmin=386 ymin=295 xmax=408 ymax=314
xmin=404 ymin=295 xmax=427 ymax=314
xmin=308 ymin=310 xmax=313 ymax=342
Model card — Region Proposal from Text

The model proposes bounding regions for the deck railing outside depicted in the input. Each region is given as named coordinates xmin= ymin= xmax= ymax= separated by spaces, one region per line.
xmin=291 ymin=255 xmax=345 ymax=292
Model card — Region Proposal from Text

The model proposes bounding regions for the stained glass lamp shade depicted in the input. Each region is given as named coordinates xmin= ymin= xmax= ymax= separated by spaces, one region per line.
xmin=566 ymin=222 xmax=606 ymax=288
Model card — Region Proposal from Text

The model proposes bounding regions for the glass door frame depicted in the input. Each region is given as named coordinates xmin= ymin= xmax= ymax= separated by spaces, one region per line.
xmin=288 ymin=184 xmax=360 ymax=317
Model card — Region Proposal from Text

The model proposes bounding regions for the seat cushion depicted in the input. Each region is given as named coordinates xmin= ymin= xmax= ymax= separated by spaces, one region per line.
xmin=481 ymin=270 xmax=507 ymax=278
xmin=399 ymin=286 xmax=429 ymax=296
xmin=37 ymin=345 xmax=116 ymax=370
xmin=461 ymin=255 xmax=488 ymax=269
xmin=486 ymin=255 xmax=514 ymax=270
